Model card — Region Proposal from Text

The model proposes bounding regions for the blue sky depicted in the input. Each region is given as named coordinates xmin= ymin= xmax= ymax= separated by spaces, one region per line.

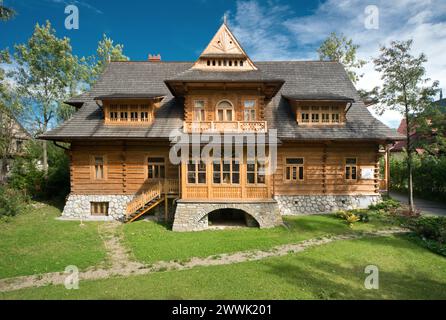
xmin=2 ymin=0 xmax=446 ymax=128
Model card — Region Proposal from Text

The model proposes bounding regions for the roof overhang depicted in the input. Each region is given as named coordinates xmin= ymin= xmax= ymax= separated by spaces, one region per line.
xmin=165 ymin=79 xmax=284 ymax=100
xmin=283 ymin=94 xmax=355 ymax=102
xmin=94 ymin=93 xmax=166 ymax=101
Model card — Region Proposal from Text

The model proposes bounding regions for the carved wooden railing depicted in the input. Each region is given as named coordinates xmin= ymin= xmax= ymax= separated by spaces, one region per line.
xmin=126 ymin=179 xmax=180 ymax=216
xmin=126 ymin=181 xmax=162 ymax=216
xmin=183 ymin=121 xmax=267 ymax=133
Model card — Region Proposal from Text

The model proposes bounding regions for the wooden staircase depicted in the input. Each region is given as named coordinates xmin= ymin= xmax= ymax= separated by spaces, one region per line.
xmin=125 ymin=181 xmax=164 ymax=223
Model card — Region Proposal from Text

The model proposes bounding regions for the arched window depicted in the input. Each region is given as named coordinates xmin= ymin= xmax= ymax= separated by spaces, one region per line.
xmin=216 ymin=100 xmax=234 ymax=121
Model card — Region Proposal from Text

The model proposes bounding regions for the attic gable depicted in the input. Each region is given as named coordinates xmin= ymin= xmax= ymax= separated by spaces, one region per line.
xmin=192 ymin=23 xmax=257 ymax=71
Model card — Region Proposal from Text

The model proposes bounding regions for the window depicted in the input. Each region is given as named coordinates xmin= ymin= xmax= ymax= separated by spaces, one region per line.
xmin=193 ymin=100 xmax=206 ymax=121
xmin=332 ymin=113 xmax=340 ymax=123
xmin=285 ymin=158 xmax=304 ymax=181
xmin=187 ymin=161 xmax=206 ymax=184
xmin=94 ymin=156 xmax=104 ymax=180
xmin=213 ymin=159 xmax=240 ymax=184
xmin=247 ymin=160 xmax=266 ymax=184
xmin=216 ymin=100 xmax=234 ymax=121
xmin=240 ymin=60 xmax=244 ymax=67
xmin=130 ymin=111 xmax=138 ymax=121
xmin=345 ymin=158 xmax=357 ymax=180
xmin=243 ymin=100 xmax=256 ymax=121
xmin=110 ymin=105 xmax=118 ymax=121
xmin=148 ymin=157 xmax=165 ymax=179
xmin=16 ymin=140 xmax=23 ymax=153
xmin=91 ymin=202 xmax=109 ymax=216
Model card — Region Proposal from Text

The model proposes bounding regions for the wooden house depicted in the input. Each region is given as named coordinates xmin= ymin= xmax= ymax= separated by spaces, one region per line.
xmin=41 ymin=22 xmax=403 ymax=231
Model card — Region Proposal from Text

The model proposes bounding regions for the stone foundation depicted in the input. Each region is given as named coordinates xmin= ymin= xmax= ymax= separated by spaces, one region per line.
xmin=275 ymin=195 xmax=382 ymax=215
xmin=172 ymin=201 xmax=283 ymax=232
xmin=62 ymin=194 xmax=134 ymax=221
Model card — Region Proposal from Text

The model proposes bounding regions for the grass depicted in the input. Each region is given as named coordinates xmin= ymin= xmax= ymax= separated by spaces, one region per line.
xmin=0 ymin=202 xmax=107 ymax=279
xmin=121 ymin=213 xmax=395 ymax=264
xmin=2 ymin=235 xmax=445 ymax=300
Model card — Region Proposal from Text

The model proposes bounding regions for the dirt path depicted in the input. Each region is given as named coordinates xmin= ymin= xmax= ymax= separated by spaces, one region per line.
xmin=0 ymin=227 xmax=408 ymax=293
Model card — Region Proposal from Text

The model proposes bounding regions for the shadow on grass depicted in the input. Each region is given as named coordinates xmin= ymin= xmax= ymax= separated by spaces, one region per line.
xmin=261 ymin=236 xmax=446 ymax=300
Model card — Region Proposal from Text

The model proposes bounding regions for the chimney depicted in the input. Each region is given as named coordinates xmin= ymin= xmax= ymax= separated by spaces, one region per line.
xmin=148 ymin=54 xmax=161 ymax=62
xmin=440 ymin=89 xmax=443 ymax=101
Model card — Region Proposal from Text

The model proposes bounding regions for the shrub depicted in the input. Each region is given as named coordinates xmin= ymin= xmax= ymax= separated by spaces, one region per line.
xmin=335 ymin=210 xmax=361 ymax=227
xmin=406 ymin=216 xmax=446 ymax=244
xmin=0 ymin=186 xmax=29 ymax=218
xmin=390 ymin=154 xmax=446 ymax=202
xmin=369 ymin=197 xmax=401 ymax=212
xmin=404 ymin=216 xmax=446 ymax=256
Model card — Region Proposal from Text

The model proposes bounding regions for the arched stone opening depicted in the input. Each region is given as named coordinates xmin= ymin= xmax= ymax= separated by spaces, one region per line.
xmin=207 ymin=208 xmax=260 ymax=228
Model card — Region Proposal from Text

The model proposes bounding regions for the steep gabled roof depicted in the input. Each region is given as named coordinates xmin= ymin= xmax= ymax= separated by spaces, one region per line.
xmin=40 ymin=60 xmax=403 ymax=142
xmin=191 ymin=22 xmax=257 ymax=71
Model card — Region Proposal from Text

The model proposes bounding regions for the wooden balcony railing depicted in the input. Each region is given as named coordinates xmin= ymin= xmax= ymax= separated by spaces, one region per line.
xmin=183 ymin=121 xmax=267 ymax=133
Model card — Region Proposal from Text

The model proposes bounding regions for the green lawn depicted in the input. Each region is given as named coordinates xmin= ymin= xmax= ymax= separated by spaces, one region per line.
xmin=122 ymin=213 xmax=395 ymax=264
xmin=0 ymin=203 xmax=107 ymax=278
xmin=2 ymin=235 xmax=445 ymax=300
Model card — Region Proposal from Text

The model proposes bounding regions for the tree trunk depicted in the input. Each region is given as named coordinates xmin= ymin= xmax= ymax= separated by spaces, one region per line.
xmin=42 ymin=139 xmax=48 ymax=177
xmin=405 ymin=112 xmax=415 ymax=213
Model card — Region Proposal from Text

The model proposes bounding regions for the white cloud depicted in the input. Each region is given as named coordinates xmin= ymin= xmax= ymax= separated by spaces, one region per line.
xmin=227 ymin=0 xmax=446 ymax=128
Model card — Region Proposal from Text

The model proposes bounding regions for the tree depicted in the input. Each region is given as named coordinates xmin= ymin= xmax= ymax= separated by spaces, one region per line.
xmin=0 ymin=51 xmax=24 ymax=181
xmin=373 ymin=39 xmax=439 ymax=212
xmin=90 ymin=34 xmax=128 ymax=84
xmin=318 ymin=32 xmax=366 ymax=84
xmin=7 ymin=21 xmax=85 ymax=176
xmin=0 ymin=1 xmax=16 ymax=21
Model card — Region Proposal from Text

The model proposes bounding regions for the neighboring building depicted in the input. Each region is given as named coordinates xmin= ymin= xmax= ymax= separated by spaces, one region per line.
xmin=0 ymin=109 xmax=31 ymax=182
xmin=390 ymin=93 xmax=446 ymax=157
xmin=40 ymin=23 xmax=403 ymax=231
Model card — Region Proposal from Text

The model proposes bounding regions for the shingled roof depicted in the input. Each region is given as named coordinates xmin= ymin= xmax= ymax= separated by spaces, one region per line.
xmin=40 ymin=60 xmax=403 ymax=142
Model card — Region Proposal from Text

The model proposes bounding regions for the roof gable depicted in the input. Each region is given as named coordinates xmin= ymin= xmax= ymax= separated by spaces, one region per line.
xmin=191 ymin=23 xmax=257 ymax=71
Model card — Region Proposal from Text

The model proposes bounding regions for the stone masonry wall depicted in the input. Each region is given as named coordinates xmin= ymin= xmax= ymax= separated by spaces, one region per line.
xmin=62 ymin=194 xmax=134 ymax=221
xmin=275 ymin=195 xmax=382 ymax=215
xmin=172 ymin=201 xmax=283 ymax=232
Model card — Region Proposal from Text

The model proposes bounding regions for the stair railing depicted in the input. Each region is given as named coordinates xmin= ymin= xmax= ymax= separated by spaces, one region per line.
xmin=126 ymin=181 xmax=162 ymax=216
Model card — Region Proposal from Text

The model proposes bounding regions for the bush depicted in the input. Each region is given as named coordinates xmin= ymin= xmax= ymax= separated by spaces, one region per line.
xmin=0 ymin=186 xmax=29 ymax=218
xmin=369 ymin=197 xmax=401 ymax=212
xmin=335 ymin=210 xmax=361 ymax=227
xmin=8 ymin=140 xmax=70 ymax=201
xmin=406 ymin=216 xmax=446 ymax=244
xmin=404 ymin=216 xmax=446 ymax=256
xmin=390 ymin=154 xmax=446 ymax=202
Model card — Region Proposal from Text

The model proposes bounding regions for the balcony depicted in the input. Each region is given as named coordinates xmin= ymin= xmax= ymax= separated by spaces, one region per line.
xmin=183 ymin=121 xmax=267 ymax=133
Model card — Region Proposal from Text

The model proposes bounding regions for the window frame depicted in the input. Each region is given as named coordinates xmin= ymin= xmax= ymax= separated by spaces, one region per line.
xmin=90 ymin=155 xmax=107 ymax=181
xmin=284 ymin=157 xmax=305 ymax=182
xmin=193 ymin=100 xmax=206 ymax=122
xmin=216 ymin=100 xmax=234 ymax=122
xmin=246 ymin=159 xmax=267 ymax=185
xmin=146 ymin=156 xmax=166 ymax=180
xmin=243 ymin=99 xmax=257 ymax=121
xmin=187 ymin=160 xmax=207 ymax=185
xmin=90 ymin=202 xmax=109 ymax=216
xmin=345 ymin=157 xmax=358 ymax=181
xmin=212 ymin=158 xmax=241 ymax=185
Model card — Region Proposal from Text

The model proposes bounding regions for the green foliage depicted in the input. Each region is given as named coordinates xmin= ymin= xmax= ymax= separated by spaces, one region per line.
xmin=369 ymin=197 xmax=401 ymax=211
xmin=317 ymin=32 xmax=366 ymax=84
xmin=8 ymin=141 xmax=69 ymax=201
xmin=404 ymin=216 xmax=446 ymax=256
xmin=89 ymin=34 xmax=129 ymax=84
xmin=0 ymin=186 xmax=29 ymax=218
xmin=390 ymin=154 xmax=446 ymax=201
xmin=0 ymin=4 xmax=16 ymax=21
